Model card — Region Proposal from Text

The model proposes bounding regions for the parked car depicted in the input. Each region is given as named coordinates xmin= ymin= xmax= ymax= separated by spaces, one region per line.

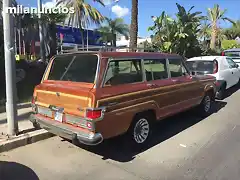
xmin=186 ymin=56 xmax=240 ymax=100
xmin=222 ymin=48 xmax=240 ymax=66
xmin=30 ymin=51 xmax=216 ymax=149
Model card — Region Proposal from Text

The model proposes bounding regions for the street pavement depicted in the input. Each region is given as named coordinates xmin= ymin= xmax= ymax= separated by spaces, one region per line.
xmin=0 ymin=103 xmax=33 ymax=138
xmin=1 ymin=86 xmax=240 ymax=180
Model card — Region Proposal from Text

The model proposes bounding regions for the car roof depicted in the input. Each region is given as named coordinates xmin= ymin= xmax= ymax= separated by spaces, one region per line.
xmin=187 ymin=56 xmax=223 ymax=61
xmin=224 ymin=48 xmax=240 ymax=52
xmin=55 ymin=51 xmax=181 ymax=60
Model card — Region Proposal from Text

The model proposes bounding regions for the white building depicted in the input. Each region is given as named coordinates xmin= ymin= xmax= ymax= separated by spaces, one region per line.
xmin=116 ymin=35 xmax=152 ymax=51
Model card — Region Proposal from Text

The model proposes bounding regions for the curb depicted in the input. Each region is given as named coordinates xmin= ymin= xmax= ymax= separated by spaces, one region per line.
xmin=0 ymin=129 xmax=55 ymax=153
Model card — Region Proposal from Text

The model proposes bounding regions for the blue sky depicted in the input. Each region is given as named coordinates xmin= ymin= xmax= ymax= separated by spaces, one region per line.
xmin=17 ymin=0 xmax=240 ymax=37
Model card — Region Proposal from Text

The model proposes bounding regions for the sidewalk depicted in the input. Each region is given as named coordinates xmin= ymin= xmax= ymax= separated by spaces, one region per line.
xmin=0 ymin=103 xmax=54 ymax=153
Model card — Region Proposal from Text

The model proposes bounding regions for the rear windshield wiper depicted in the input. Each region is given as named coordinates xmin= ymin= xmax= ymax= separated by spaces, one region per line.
xmin=60 ymin=56 xmax=76 ymax=80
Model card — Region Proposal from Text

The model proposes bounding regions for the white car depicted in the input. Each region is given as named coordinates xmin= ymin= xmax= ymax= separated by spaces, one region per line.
xmin=186 ymin=56 xmax=240 ymax=99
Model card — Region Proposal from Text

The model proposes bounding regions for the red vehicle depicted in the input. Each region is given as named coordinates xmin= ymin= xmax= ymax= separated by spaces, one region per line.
xmin=30 ymin=51 xmax=216 ymax=149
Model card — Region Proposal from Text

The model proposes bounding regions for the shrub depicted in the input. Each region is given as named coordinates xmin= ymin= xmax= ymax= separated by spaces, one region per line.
xmin=221 ymin=40 xmax=240 ymax=50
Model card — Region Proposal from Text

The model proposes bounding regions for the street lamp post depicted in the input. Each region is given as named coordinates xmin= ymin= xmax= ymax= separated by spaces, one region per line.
xmin=38 ymin=0 xmax=46 ymax=61
xmin=3 ymin=0 xmax=18 ymax=135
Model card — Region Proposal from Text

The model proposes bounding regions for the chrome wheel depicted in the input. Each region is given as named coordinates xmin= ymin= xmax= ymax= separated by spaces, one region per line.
xmin=133 ymin=118 xmax=150 ymax=144
xmin=204 ymin=95 xmax=211 ymax=112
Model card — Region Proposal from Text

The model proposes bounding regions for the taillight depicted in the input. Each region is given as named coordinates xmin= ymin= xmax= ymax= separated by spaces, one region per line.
xmin=86 ymin=109 xmax=102 ymax=119
xmin=221 ymin=51 xmax=225 ymax=56
xmin=85 ymin=108 xmax=105 ymax=120
xmin=213 ymin=60 xmax=218 ymax=74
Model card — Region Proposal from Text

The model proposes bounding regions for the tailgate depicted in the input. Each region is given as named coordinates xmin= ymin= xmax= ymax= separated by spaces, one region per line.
xmin=35 ymin=82 xmax=93 ymax=117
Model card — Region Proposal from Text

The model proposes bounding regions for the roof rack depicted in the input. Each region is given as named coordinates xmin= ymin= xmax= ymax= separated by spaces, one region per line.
xmin=59 ymin=46 xmax=160 ymax=54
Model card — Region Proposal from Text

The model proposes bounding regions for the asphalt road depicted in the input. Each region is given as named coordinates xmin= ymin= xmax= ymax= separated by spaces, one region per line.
xmin=1 ymin=85 xmax=240 ymax=180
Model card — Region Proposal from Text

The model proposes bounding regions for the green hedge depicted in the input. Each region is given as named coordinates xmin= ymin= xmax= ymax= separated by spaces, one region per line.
xmin=221 ymin=40 xmax=240 ymax=50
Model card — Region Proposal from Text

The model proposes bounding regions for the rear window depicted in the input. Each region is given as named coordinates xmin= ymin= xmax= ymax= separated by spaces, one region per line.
xmin=186 ymin=60 xmax=214 ymax=74
xmin=224 ymin=51 xmax=240 ymax=58
xmin=47 ymin=54 xmax=98 ymax=83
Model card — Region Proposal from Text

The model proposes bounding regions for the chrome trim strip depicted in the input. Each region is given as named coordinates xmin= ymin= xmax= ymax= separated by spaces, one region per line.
xmin=94 ymin=54 xmax=101 ymax=89
xmin=41 ymin=57 xmax=55 ymax=83
xmin=141 ymin=59 xmax=146 ymax=81
xmin=166 ymin=58 xmax=171 ymax=78
xmin=101 ymin=57 xmax=110 ymax=87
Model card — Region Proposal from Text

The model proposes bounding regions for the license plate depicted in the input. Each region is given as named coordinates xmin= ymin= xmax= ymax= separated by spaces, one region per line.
xmin=55 ymin=112 xmax=63 ymax=122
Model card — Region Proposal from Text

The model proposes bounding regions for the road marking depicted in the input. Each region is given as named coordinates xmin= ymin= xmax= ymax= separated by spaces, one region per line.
xmin=232 ymin=125 xmax=236 ymax=131
xmin=180 ymin=144 xmax=187 ymax=147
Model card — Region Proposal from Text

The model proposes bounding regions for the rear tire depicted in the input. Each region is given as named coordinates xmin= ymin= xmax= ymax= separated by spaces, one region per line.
xmin=216 ymin=84 xmax=226 ymax=100
xmin=127 ymin=113 xmax=154 ymax=151
xmin=197 ymin=93 xmax=214 ymax=117
xmin=32 ymin=122 xmax=41 ymax=129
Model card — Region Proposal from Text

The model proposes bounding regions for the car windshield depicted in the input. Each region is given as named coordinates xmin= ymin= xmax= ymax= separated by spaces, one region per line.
xmin=224 ymin=51 xmax=240 ymax=59
xmin=186 ymin=60 xmax=214 ymax=74
xmin=47 ymin=54 xmax=98 ymax=83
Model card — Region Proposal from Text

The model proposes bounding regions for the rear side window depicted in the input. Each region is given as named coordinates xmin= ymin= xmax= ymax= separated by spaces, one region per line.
xmin=47 ymin=54 xmax=98 ymax=83
xmin=143 ymin=59 xmax=168 ymax=81
xmin=168 ymin=58 xmax=187 ymax=77
xmin=224 ymin=51 xmax=240 ymax=57
xmin=103 ymin=59 xmax=143 ymax=86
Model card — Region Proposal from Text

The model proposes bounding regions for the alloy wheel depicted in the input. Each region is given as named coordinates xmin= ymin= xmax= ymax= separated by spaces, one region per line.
xmin=133 ymin=118 xmax=150 ymax=144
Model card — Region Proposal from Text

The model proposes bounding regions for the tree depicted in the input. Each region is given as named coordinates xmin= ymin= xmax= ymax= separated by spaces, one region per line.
xmin=148 ymin=3 xmax=204 ymax=57
xmin=56 ymin=0 xmax=105 ymax=49
xmin=223 ymin=20 xmax=240 ymax=40
xmin=129 ymin=0 xmax=138 ymax=51
xmin=41 ymin=13 xmax=67 ymax=57
xmin=207 ymin=4 xmax=235 ymax=50
xmin=96 ymin=17 xmax=129 ymax=46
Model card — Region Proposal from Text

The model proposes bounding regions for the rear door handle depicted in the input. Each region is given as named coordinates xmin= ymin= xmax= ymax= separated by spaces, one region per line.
xmin=147 ymin=83 xmax=157 ymax=88
xmin=171 ymin=79 xmax=180 ymax=83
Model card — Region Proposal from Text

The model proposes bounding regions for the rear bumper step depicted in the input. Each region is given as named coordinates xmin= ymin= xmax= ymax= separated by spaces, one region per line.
xmin=30 ymin=114 xmax=103 ymax=146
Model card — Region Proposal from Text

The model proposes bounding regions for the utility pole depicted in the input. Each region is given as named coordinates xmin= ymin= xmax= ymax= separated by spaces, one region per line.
xmin=38 ymin=0 xmax=46 ymax=61
xmin=3 ymin=0 xmax=18 ymax=135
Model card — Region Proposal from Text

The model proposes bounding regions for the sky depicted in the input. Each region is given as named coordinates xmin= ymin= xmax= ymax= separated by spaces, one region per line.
xmin=16 ymin=0 xmax=240 ymax=37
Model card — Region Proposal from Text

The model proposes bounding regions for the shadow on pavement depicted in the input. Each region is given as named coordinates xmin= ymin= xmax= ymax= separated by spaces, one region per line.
xmin=223 ymin=83 xmax=240 ymax=100
xmin=0 ymin=161 xmax=39 ymax=180
xmin=77 ymin=100 xmax=227 ymax=162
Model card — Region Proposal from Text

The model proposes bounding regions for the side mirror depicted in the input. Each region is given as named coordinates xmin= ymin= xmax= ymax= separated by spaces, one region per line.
xmin=236 ymin=64 xmax=239 ymax=68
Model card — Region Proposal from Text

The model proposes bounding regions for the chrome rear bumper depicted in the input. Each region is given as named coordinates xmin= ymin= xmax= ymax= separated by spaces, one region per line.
xmin=30 ymin=114 xmax=103 ymax=146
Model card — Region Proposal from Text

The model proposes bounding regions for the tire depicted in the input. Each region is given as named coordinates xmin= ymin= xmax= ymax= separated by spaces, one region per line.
xmin=32 ymin=122 xmax=41 ymax=129
xmin=198 ymin=93 xmax=214 ymax=117
xmin=127 ymin=113 xmax=154 ymax=150
xmin=216 ymin=84 xmax=226 ymax=100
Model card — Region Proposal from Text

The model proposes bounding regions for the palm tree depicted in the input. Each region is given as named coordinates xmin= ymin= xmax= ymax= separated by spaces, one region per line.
xmin=224 ymin=20 xmax=240 ymax=40
xmin=56 ymin=0 xmax=105 ymax=49
xmin=41 ymin=13 xmax=67 ymax=57
xmin=96 ymin=17 xmax=129 ymax=46
xmin=129 ymin=0 xmax=138 ymax=51
xmin=207 ymin=4 xmax=235 ymax=50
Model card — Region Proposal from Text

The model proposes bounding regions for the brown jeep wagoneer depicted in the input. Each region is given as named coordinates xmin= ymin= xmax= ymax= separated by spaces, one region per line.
xmin=30 ymin=51 xmax=217 ymax=148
